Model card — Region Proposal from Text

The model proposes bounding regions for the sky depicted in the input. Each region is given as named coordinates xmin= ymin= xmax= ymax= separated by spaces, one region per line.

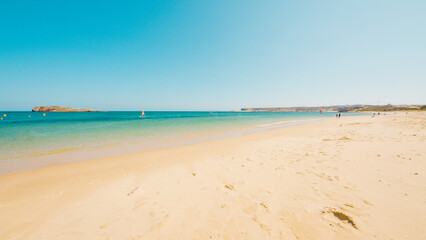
xmin=0 ymin=0 xmax=425 ymax=111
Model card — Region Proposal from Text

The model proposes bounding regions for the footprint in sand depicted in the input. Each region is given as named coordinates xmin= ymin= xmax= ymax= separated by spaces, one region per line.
xmin=338 ymin=137 xmax=352 ymax=141
xmin=260 ymin=202 xmax=270 ymax=213
xmin=260 ymin=223 xmax=272 ymax=231
xmin=275 ymin=165 xmax=284 ymax=170
xmin=243 ymin=205 xmax=272 ymax=232
xmin=133 ymin=200 xmax=149 ymax=211
xmin=99 ymin=218 xmax=119 ymax=230
xmin=243 ymin=204 xmax=257 ymax=215
xmin=344 ymin=203 xmax=354 ymax=208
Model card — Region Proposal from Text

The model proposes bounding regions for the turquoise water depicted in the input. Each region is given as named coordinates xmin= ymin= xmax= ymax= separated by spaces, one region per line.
xmin=0 ymin=111 xmax=348 ymax=162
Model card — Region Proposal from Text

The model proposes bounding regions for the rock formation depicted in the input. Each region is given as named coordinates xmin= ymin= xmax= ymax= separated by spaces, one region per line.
xmin=32 ymin=106 xmax=98 ymax=112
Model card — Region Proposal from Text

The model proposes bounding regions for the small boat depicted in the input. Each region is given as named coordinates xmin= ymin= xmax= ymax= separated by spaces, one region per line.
xmin=140 ymin=110 xmax=145 ymax=118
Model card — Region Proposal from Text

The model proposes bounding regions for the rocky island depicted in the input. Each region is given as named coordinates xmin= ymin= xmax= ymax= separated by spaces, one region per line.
xmin=32 ymin=106 xmax=98 ymax=112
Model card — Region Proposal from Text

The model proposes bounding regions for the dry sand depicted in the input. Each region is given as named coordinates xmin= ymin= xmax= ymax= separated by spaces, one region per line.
xmin=0 ymin=113 xmax=425 ymax=239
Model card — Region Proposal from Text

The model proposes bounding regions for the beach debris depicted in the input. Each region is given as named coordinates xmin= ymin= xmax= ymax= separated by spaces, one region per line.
xmin=324 ymin=208 xmax=357 ymax=229
xmin=332 ymin=211 xmax=357 ymax=229
xmin=224 ymin=184 xmax=234 ymax=190
xmin=127 ymin=186 xmax=140 ymax=196
xmin=192 ymin=172 xmax=197 ymax=176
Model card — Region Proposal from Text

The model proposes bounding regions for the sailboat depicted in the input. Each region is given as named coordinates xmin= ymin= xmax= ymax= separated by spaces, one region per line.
xmin=140 ymin=110 xmax=145 ymax=118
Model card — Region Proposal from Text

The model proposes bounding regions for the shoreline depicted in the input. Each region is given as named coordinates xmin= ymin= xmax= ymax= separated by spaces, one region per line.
xmin=0 ymin=117 xmax=324 ymax=175
xmin=0 ymin=113 xmax=425 ymax=239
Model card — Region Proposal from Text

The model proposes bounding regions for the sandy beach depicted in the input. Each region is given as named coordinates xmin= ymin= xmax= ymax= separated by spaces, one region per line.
xmin=0 ymin=113 xmax=425 ymax=240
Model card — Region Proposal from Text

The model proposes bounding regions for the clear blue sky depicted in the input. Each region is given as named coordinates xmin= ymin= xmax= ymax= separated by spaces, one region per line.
xmin=1 ymin=0 xmax=425 ymax=111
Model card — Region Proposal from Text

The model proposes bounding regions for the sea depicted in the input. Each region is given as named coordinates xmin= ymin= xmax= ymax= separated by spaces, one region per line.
xmin=0 ymin=111 xmax=363 ymax=174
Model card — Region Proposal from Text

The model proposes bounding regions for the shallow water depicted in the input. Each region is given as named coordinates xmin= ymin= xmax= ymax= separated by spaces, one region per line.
xmin=0 ymin=111 xmax=362 ymax=173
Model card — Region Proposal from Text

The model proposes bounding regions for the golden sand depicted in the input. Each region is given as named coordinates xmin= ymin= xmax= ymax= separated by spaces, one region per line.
xmin=0 ymin=113 xmax=425 ymax=239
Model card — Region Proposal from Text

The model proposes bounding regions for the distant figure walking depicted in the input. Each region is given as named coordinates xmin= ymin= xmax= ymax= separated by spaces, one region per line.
xmin=338 ymin=113 xmax=341 ymax=118
xmin=320 ymin=109 xmax=322 ymax=114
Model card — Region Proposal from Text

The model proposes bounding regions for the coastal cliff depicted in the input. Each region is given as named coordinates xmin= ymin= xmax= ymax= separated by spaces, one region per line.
xmin=241 ymin=104 xmax=425 ymax=112
xmin=32 ymin=106 xmax=98 ymax=112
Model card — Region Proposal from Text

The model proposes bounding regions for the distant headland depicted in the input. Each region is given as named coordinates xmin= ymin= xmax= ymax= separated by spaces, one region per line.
xmin=241 ymin=104 xmax=425 ymax=112
xmin=32 ymin=106 xmax=98 ymax=112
